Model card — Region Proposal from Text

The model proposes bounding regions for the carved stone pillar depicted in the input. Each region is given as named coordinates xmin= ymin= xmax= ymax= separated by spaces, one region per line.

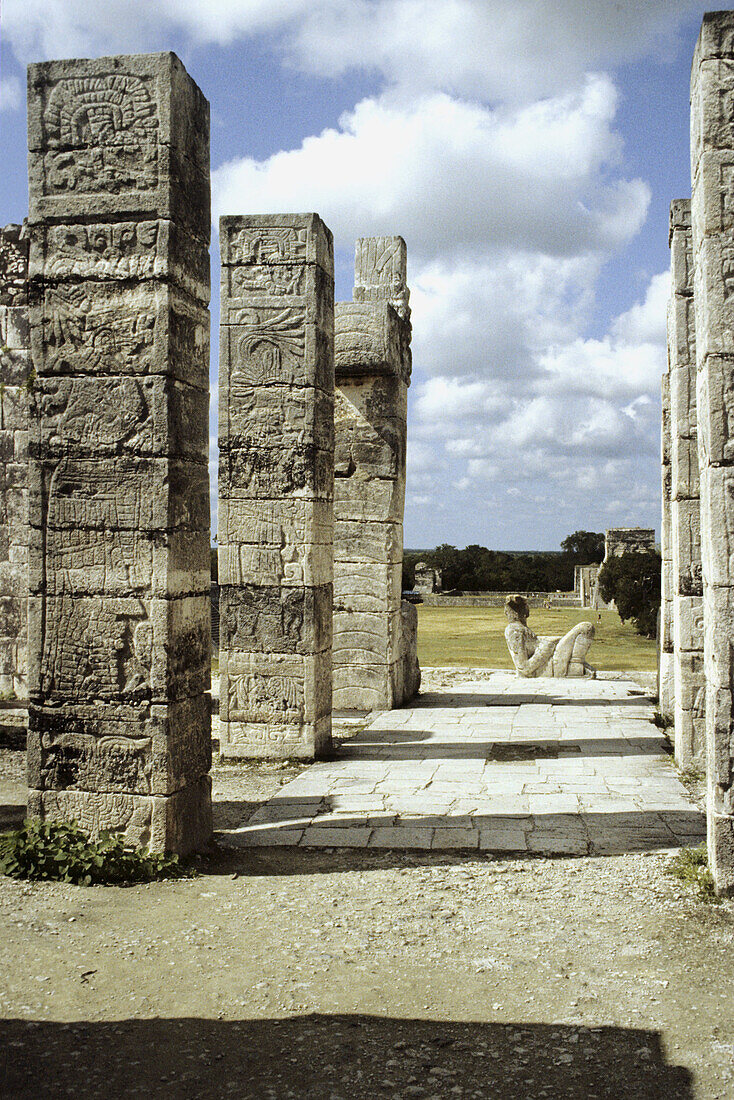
xmin=218 ymin=214 xmax=334 ymax=759
xmin=0 ymin=225 xmax=30 ymax=703
xmin=26 ymin=53 xmax=212 ymax=852
xmin=333 ymin=237 xmax=419 ymax=710
xmin=691 ymin=11 xmax=734 ymax=890
xmin=668 ymin=200 xmax=705 ymax=769
xmin=660 ymin=370 xmax=675 ymax=717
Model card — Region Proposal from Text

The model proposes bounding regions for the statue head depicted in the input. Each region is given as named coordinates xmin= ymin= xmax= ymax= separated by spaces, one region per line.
xmin=505 ymin=594 xmax=529 ymax=624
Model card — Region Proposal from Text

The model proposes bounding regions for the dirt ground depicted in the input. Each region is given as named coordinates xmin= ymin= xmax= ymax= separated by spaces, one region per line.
xmin=0 ymin=678 xmax=733 ymax=1099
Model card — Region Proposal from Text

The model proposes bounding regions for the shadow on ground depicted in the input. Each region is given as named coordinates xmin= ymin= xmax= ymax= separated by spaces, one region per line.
xmin=412 ymin=692 xmax=654 ymax=709
xmin=0 ymin=1014 xmax=693 ymax=1099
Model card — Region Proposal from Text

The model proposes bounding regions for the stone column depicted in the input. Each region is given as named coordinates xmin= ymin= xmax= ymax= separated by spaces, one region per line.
xmin=691 ymin=11 xmax=734 ymax=891
xmin=333 ymin=236 xmax=419 ymax=711
xmin=218 ymin=214 xmax=334 ymax=759
xmin=26 ymin=53 xmax=212 ymax=853
xmin=668 ymin=200 xmax=705 ymax=769
xmin=660 ymin=370 xmax=675 ymax=718
xmin=0 ymin=225 xmax=30 ymax=702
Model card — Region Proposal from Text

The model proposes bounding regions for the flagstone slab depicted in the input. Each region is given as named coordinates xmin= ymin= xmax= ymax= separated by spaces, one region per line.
xmin=217 ymin=671 xmax=706 ymax=853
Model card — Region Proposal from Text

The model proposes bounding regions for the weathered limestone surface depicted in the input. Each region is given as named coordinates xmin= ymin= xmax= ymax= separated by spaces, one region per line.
xmin=668 ymin=200 xmax=705 ymax=768
xmin=333 ymin=237 xmax=419 ymax=710
xmin=691 ymin=11 xmax=734 ymax=891
xmin=0 ymin=225 xmax=30 ymax=700
xmin=660 ymin=372 xmax=675 ymax=718
xmin=218 ymin=214 xmax=334 ymax=758
xmin=26 ymin=53 xmax=212 ymax=853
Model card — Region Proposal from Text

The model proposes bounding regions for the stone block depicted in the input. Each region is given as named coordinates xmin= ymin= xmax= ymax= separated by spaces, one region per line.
xmin=353 ymin=236 xmax=409 ymax=316
xmin=218 ymin=316 xmax=333 ymax=393
xmin=219 ymin=381 xmax=333 ymax=454
xmin=708 ymin=809 xmax=734 ymax=894
xmin=28 ymin=456 xmax=208 ymax=536
xmin=218 ymin=540 xmax=332 ymax=590
xmin=28 ymin=693 xmax=210 ymax=796
xmin=333 ymin=559 xmax=402 ymax=615
xmin=691 ymin=148 xmax=734 ymax=242
xmin=219 ymin=213 xmax=333 ymax=276
xmin=674 ymin=701 xmax=706 ymax=771
xmin=691 ymin=58 xmax=734 ymax=169
xmin=697 ymin=466 xmax=734 ymax=586
xmin=27 ymin=53 xmax=210 ymax=238
xmin=671 ymin=432 xmax=700 ymax=499
xmin=219 ymin=583 xmax=332 ymax=656
xmin=28 ymin=592 xmax=210 ymax=704
xmin=5 ymin=306 xmax=30 ymax=350
xmin=332 ymin=607 xmax=400 ymax=655
xmin=335 ymin=393 xmax=405 ymax=480
xmin=333 ymin=518 xmax=402 ymax=564
xmin=219 ymin=442 xmax=333 ymax=502
xmin=695 ymin=355 xmax=734 ymax=465
xmin=336 ymin=374 xmax=407 ymax=425
xmin=27 ymin=774 xmax=212 ymax=855
xmin=29 ymin=220 xmax=210 ymax=303
xmin=28 ymin=525 xmax=210 ymax=599
xmin=219 ymin=649 xmax=331 ymax=727
xmin=220 ymin=265 xmax=333 ymax=332
xmin=29 ymin=280 xmax=210 ymax=390
xmin=335 ymin=301 xmax=410 ymax=383
xmin=674 ymin=595 xmax=704 ymax=653
xmin=702 ymin=585 xmax=734 ymax=690
xmin=29 ymin=374 xmax=208 ymax=461
xmin=332 ymin=661 xmax=392 ymax=712
xmin=220 ymin=712 xmax=331 ymax=761
xmin=217 ymin=496 xmax=332 ymax=588
xmin=675 ymin=650 xmax=706 ymax=714
xmin=672 ymin=498 xmax=702 ymax=595
xmin=334 ymin=474 xmax=405 ymax=524
xmin=0 ymin=347 xmax=33 ymax=388
xmin=692 ymin=236 xmax=734 ymax=358
xmin=0 ymin=225 xmax=29 ymax=306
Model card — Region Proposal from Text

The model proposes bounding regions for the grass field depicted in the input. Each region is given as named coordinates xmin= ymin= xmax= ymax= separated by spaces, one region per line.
xmin=416 ymin=605 xmax=658 ymax=671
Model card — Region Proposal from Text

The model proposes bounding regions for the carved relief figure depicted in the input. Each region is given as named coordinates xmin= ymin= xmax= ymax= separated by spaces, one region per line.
xmin=230 ymin=307 xmax=305 ymax=386
xmin=228 ymin=226 xmax=307 ymax=265
xmin=504 ymin=594 xmax=595 ymax=678
xmin=228 ymin=671 xmax=302 ymax=720
xmin=43 ymin=285 xmax=156 ymax=374
xmin=43 ymin=74 xmax=158 ymax=195
xmin=45 ymin=222 xmax=160 ymax=280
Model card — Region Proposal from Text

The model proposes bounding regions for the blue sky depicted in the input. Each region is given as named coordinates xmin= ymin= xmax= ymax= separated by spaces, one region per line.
xmin=0 ymin=0 xmax=716 ymax=550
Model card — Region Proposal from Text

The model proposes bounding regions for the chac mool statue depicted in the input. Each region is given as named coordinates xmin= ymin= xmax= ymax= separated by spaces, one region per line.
xmin=504 ymin=594 xmax=595 ymax=678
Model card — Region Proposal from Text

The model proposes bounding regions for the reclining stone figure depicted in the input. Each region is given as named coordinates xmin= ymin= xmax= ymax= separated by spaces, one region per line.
xmin=504 ymin=594 xmax=595 ymax=678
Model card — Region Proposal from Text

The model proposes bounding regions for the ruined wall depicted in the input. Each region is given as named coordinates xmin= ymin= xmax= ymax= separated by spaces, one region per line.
xmin=668 ymin=200 xmax=705 ymax=768
xmin=333 ymin=236 xmax=419 ymax=710
xmin=26 ymin=53 xmax=212 ymax=853
xmin=690 ymin=11 xmax=734 ymax=891
xmin=218 ymin=214 xmax=334 ymax=759
xmin=604 ymin=528 xmax=656 ymax=559
xmin=0 ymin=225 xmax=29 ymax=700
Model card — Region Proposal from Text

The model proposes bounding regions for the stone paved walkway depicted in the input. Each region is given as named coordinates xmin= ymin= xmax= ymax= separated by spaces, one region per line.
xmin=218 ymin=672 xmax=706 ymax=855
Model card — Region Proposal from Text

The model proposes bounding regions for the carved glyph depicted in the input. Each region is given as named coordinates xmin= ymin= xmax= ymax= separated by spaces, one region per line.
xmin=41 ymin=74 xmax=158 ymax=196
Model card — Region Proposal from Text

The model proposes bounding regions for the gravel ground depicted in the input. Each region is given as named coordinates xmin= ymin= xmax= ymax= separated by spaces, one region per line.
xmin=0 ymin=672 xmax=731 ymax=1099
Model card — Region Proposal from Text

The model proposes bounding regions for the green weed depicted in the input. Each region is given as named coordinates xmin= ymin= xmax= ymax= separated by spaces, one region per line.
xmin=0 ymin=818 xmax=189 ymax=886
xmin=667 ymin=844 xmax=721 ymax=904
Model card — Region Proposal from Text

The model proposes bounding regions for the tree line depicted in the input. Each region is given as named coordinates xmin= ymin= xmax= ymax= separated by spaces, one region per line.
xmin=402 ymin=531 xmax=605 ymax=593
